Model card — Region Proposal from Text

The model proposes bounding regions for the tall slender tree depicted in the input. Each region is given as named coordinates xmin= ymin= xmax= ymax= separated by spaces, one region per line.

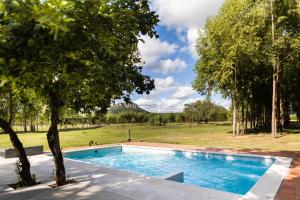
xmin=194 ymin=0 xmax=300 ymax=134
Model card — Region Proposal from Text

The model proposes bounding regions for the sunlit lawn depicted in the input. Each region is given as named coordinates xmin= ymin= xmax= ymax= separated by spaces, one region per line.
xmin=1 ymin=123 xmax=300 ymax=151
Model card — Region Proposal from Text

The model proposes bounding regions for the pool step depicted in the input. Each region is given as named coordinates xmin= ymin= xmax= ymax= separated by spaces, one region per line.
xmin=161 ymin=171 xmax=184 ymax=183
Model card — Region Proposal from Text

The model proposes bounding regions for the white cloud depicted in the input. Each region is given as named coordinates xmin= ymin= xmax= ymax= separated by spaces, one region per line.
xmin=134 ymin=76 xmax=199 ymax=112
xmin=138 ymin=35 xmax=178 ymax=66
xmin=211 ymin=93 xmax=231 ymax=109
xmin=187 ymin=28 xmax=200 ymax=58
xmin=132 ymin=1 xmax=229 ymax=112
xmin=134 ymin=98 xmax=183 ymax=113
xmin=172 ymin=86 xmax=196 ymax=99
xmin=151 ymin=0 xmax=223 ymax=59
xmin=135 ymin=94 xmax=230 ymax=112
xmin=152 ymin=0 xmax=224 ymax=30
xmin=134 ymin=77 xmax=230 ymax=112
xmin=138 ymin=36 xmax=188 ymax=73
xmin=156 ymin=58 xmax=188 ymax=73
xmin=151 ymin=76 xmax=177 ymax=96
xmin=155 ymin=76 xmax=175 ymax=88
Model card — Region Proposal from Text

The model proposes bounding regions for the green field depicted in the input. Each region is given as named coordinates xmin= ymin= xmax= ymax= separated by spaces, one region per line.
xmin=1 ymin=123 xmax=300 ymax=151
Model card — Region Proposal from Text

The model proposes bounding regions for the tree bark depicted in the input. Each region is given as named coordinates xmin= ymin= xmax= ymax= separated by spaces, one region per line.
xmin=232 ymin=94 xmax=238 ymax=136
xmin=278 ymin=66 xmax=284 ymax=131
xmin=271 ymin=74 xmax=277 ymax=137
xmin=245 ymin=103 xmax=249 ymax=132
xmin=8 ymin=90 xmax=13 ymax=127
xmin=232 ymin=64 xmax=239 ymax=136
xmin=271 ymin=0 xmax=277 ymax=137
xmin=47 ymin=91 xmax=67 ymax=186
xmin=0 ymin=118 xmax=35 ymax=186
xmin=241 ymin=94 xmax=245 ymax=135
xmin=24 ymin=114 xmax=27 ymax=132
xmin=36 ymin=115 xmax=39 ymax=132
xmin=279 ymin=91 xmax=284 ymax=131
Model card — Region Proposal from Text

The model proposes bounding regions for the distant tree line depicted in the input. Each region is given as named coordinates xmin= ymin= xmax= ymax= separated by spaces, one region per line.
xmin=184 ymin=100 xmax=228 ymax=123
xmin=0 ymin=98 xmax=229 ymax=131
xmin=103 ymin=100 xmax=228 ymax=124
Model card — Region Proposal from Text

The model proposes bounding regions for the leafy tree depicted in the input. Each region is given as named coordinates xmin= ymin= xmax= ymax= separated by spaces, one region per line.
xmin=1 ymin=0 xmax=158 ymax=186
xmin=194 ymin=0 xmax=300 ymax=135
xmin=184 ymin=100 xmax=228 ymax=123
xmin=149 ymin=114 xmax=167 ymax=126
xmin=0 ymin=80 xmax=36 ymax=186
xmin=17 ymin=89 xmax=43 ymax=132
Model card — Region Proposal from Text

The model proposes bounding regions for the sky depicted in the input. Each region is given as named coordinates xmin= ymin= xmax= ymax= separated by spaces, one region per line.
xmin=131 ymin=0 xmax=230 ymax=113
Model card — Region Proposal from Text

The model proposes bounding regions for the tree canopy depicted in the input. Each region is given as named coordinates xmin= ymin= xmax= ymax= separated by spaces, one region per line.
xmin=194 ymin=0 xmax=300 ymax=135
xmin=184 ymin=100 xmax=228 ymax=123
xmin=0 ymin=0 xmax=159 ymax=186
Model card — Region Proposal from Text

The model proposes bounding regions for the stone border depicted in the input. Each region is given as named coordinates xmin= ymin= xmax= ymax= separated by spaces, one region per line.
xmin=0 ymin=146 xmax=43 ymax=158
xmin=63 ymin=144 xmax=292 ymax=200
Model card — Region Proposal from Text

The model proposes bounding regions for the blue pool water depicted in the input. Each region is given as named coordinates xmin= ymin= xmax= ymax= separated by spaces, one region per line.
xmin=64 ymin=146 xmax=274 ymax=195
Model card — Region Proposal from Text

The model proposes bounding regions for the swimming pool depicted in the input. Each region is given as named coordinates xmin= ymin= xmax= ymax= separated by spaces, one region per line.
xmin=64 ymin=146 xmax=275 ymax=195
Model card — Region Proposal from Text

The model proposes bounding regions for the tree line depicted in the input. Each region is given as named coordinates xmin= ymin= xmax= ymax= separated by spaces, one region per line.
xmin=194 ymin=0 xmax=300 ymax=136
xmin=104 ymin=101 xmax=228 ymax=125
xmin=0 ymin=0 xmax=158 ymax=187
xmin=0 ymin=97 xmax=229 ymax=133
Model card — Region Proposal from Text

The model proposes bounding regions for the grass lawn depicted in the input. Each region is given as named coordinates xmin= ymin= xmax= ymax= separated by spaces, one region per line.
xmin=1 ymin=123 xmax=300 ymax=151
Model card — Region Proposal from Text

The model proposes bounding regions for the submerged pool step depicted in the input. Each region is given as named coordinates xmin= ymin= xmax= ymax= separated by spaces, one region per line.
xmin=161 ymin=171 xmax=184 ymax=183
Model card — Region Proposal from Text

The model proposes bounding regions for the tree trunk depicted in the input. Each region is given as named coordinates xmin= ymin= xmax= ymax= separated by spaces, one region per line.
xmin=232 ymin=94 xmax=238 ymax=136
xmin=36 ymin=115 xmax=39 ymax=132
xmin=47 ymin=91 xmax=67 ymax=186
xmin=278 ymin=67 xmax=284 ymax=131
xmin=24 ymin=114 xmax=27 ymax=132
xmin=245 ymin=103 xmax=249 ymax=132
xmin=271 ymin=0 xmax=277 ymax=137
xmin=232 ymin=64 xmax=239 ymax=136
xmin=279 ymin=91 xmax=284 ymax=131
xmin=250 ymin=103 xmax=253 ymax=131
xmin=8 ymin=90 xmax=13 ymax=127
xmin=0 ymin=118 xmax=35 ymax=186
xmin=271 ymin=75 xmax=277 ymax=137
xmin=241 ymin=95 xmax=245 ymax=135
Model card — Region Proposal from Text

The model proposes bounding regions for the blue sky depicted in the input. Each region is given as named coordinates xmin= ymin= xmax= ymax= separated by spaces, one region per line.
xmin=131 ymin=0 xmax=229 ymax=112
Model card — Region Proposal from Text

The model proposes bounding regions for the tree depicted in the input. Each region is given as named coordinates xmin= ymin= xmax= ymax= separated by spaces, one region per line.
xmin=0 ymin=80 xmax=36 ymax=186
xmin=1 ymin=0 xmax=158 ymax=186
xmin=194 ymin=0 xmax=300 ymax=135
xmin=270 ymin=0 xmax=300 ymax=136
xmin=184 ymin=100 xmax=228 ymax=123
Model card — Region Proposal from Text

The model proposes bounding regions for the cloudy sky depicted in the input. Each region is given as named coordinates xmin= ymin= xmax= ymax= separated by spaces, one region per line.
xmin=132 ymin=0 xmax=230 ymax=112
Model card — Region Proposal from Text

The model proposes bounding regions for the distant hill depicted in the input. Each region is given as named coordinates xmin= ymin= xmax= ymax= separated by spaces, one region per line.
xmin=108 ymin=102 xmax=148 ymax=114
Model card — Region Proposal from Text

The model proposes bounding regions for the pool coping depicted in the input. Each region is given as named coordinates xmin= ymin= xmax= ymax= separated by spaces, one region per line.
xmin=62 ymin=144 xmax=292 ymax=200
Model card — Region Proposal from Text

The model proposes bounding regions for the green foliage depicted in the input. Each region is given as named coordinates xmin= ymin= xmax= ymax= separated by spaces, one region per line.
xmin=0 ymin=0 xmax=159 ymax=116
xmin=149 ymin=114 xmax=167 ymax=126
xmin=103 ymin=101 xmax=228 ymax=125
xmin=194 ymin=0 xmax=300 ymax=130
xmin=0 ymin=0 xmax=159 ymax=185
xmin=12 ymin=159 xmax=36 ymax=189
xmin=184 ymin=100 xmax=228 ymax=123
xmin=105 ymin=111 xmax=185 ymax=125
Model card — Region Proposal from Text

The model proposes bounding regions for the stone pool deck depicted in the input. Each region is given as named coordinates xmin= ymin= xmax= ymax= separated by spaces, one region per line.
xmin=0 ymin=142 xmax=298 ymax=200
